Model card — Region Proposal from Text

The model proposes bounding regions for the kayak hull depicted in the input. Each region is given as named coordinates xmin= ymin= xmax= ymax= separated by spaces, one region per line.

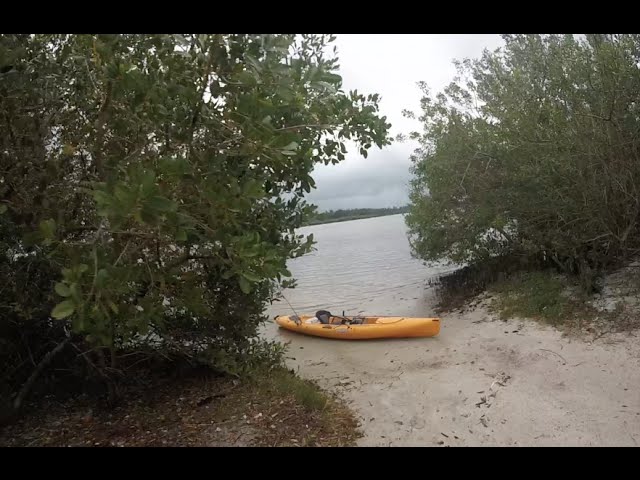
xmin=274 ymin=315 xmax=440 ymax=340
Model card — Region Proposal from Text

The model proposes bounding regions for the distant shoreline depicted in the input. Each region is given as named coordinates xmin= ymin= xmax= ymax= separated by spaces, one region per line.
xmin=304 ymin=212 xmax=401 ymax=226
xmin=303 ymin=207 xmax=408 ymax=226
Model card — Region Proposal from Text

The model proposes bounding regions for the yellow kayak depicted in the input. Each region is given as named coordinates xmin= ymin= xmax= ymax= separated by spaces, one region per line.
xmin=274 ymin=314 xmax=440 ymax=340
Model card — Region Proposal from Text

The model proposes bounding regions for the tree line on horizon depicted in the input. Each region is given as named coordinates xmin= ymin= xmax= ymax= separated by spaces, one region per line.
xmin=304 ymin=205 xmax=409 ymax=225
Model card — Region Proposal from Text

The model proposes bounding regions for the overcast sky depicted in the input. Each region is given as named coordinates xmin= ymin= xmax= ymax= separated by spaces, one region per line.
xmin=306 ymin=34 xmax=505 ymax=211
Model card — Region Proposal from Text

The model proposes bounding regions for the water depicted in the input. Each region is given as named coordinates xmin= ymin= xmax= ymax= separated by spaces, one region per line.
xmin=267 ymin=214 xmax=456 ymax=320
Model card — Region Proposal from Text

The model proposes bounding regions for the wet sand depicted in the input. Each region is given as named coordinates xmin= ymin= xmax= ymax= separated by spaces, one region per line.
xmin=266 ymin=300 xmax=640 ymax=447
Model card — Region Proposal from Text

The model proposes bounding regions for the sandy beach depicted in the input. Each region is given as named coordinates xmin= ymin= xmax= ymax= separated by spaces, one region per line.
xmin=270 ymin=297 xmax=640 ymax=447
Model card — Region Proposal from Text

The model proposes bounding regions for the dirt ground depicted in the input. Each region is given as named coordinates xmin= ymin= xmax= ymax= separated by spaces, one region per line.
xmin=272 ymin=297 xmax=640 ymax=447
xmin=0 ymin=367 xmax=359 ymax=447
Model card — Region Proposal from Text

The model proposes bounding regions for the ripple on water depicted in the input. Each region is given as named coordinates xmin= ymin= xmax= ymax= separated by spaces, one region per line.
xmin=267 ymin=215 xmax=456 ymax=317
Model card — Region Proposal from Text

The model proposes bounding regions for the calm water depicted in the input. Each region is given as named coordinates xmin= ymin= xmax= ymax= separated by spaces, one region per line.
xmin=267 ymin=214 xmax=456 ymax=320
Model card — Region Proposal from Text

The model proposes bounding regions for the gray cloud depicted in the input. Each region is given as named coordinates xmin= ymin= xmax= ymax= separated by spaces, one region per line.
xmin=308 ymin=34 xmax=504 ymax=211
xmin=306 ymin=144 xmax=414 ymax=210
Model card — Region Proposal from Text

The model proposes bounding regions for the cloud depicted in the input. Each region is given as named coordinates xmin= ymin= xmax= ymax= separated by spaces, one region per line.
xmin=307 ymin=34 xmax=505 ymax=211
xmin=306 ymin=143 xmax=414 ymax=210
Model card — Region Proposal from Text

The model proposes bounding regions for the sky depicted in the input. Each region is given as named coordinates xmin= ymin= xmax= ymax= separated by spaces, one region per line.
xmin=306 ymin=34 xmax=505 ymax=212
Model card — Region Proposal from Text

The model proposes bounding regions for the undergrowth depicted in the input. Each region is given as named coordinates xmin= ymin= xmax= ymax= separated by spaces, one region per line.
xmin=253 ymin=367 xmax=328 ymax=412
xmin=0 ymin=363 xmax=361 ymax=447
xmin=489 ymin=271 xmax=596 ymax=325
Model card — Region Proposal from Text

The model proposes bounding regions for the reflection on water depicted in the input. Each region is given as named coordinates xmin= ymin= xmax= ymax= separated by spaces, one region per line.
xmin=267 ymin=214 xmax=456 ymax=320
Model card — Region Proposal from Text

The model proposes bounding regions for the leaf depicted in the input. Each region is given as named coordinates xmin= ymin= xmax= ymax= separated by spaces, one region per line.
xmin=69 ymin=283 xmax=80 ymax=302
xmin=108 ymin=301 xmax=119 ymax=314
xmin=222 ymin=269 xmax=235 ymax=280
xmin=276 ymin=86 xmax=294 ymax=101
xmin=246 ymin=55 xmax=263 ymax=73
xmin=39 ymin=219 xmax=56 ymax=240
xmin=139 ymin=205 xmax=156 ymax=224
xmin=281 ymin=268 xmax=292 ymax=277
xmin=237 ymin=71 xmax=257 ymax=85
xmin=114 ymin=185 xmax=136 ymax=208
xmin=141 ymin=170 xmax=156 ymax=197
xmin=93 ymin=190 xmax=111 ymax=206
xmin=96 ymin=268 xmax=109 ymax=286
xmin=173 ymin=34 xmax=190 ymax=47
xmin=305 ymin=65 xmax=319 ymax=82
xmin=0 ymin=204 xmax=6 ymax=214
xmin=311 ymin=81 xmax=336 ymax=93
xmin=322 ymin=72 xmax=342 ymax=83
xmin=176 ymin=229 xmax=187 ymax=241
xmin=265 ymin=250 xmax=279 ymax=261
xmin=62 ymin=144 xmax=75 ymax=156
xmin=242 ymin=271 xmax=262 ymax=283
xmin=197 ymin=34 xmax=208 ymax=49
xmin=52 ymin=300 xmax=75 ymax=319
xmin=55 ymin=282 xmax=71 ymax=297
xmin=78 ymin=264 xmax=89 ymax=273
xmin=148 ymin=195 xmax=177 ymax=212
xmin=238 ymin=276 xmax=252 ymax=294
xmin=243 ymin=180 xmax=263 ymax=198
xmin=282 ymin=141 xmax=298 ymax=151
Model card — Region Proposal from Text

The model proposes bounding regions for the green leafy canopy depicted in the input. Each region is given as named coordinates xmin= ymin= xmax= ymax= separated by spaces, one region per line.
xmin=0 ymin=34 xmax=391 ymax=368
xmin=406 ymin=34 xmax=640 ymax=290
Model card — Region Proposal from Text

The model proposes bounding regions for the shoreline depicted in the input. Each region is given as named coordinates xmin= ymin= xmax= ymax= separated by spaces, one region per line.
xmin=274 ymin=263 xmax=640 ymax=446
xmin=303 ymin=211 xmax=408 ymax=227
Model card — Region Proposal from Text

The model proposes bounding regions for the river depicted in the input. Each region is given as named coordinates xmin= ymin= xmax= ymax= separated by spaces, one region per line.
xmin=265 ymin=214 xmax=455 ymax=323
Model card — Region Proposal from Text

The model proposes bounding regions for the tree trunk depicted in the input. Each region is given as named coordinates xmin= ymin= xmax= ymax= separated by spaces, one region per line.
xmin=12 ymin=337 xmax=71 ymax=412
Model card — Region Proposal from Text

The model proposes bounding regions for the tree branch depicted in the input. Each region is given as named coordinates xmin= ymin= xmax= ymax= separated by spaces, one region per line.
xmin=164 ymin=254 xmax=217 ymax=271
xmin=188 ymin=36 xmax=217 ymax=155
xmin=12 ymin=337 xmax=72 ymax=412
xmin=275 ymin=123 xmax=333 ymax=132
xmin=93 ymin=79 xmax=113 ymax=177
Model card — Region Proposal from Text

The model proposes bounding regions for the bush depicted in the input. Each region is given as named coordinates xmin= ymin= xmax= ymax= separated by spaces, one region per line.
xmin=258 ymin=368 xmax=328 ymax=412
xmin=0 ymin=34 xmax=390 ymax=415
xmin=406 ymin=34 xmax=640 ymax=292
xmin=491 ymin=271 xmax=573 ymax=324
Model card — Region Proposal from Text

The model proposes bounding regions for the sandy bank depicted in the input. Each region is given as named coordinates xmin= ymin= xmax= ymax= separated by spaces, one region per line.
xmin=271 ymin=296 xmax=640 ymax=446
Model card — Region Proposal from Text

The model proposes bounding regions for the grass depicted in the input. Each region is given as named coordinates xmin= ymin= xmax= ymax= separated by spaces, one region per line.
xmin=238 ymin=367 xmax=360 ymax=446
xmin=434 ymin=259 xmax=640 ymax=338
xmin=489 ymin=270 xmax=592 ymax=325
xmin=257 ymin=368 xmax=328 ymax=412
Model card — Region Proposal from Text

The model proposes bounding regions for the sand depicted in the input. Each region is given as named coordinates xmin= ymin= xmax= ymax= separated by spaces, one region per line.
xmin=272 ymin=301 xmax=640 ymax=446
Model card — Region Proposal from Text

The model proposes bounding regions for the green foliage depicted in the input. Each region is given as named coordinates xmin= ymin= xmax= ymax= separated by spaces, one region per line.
xmin=258 ymin=368 xmax=328 ymax=412
xmin=491 ymin=271 xmax=573 ymax=323
xmin=197 ymin=338 xmax=287 ymax=377
xmin=406 ymin=34 xmax=640 ymax=290
xmin=0 ymin=34 xmax=390 ymax=403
